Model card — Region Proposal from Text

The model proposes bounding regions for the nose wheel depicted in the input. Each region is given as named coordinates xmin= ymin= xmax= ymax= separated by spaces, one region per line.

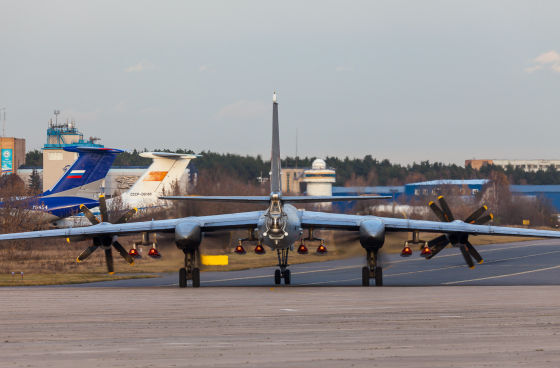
xmin=362 ymin=248 xmax=383 ymax=286
xmin=274 ymin=249 xmax=291 ymax=285
xmin=179 ymin=247 xmax=200 ymax=288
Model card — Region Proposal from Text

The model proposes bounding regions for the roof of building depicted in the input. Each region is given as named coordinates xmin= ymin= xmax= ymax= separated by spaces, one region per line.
xmin=332 ymin=186 xmax=404 ymax=194
xmin=406 ymin=179 xmax=489 ymax=186
xmin=510 ymin=185 xmax=560 ymax=193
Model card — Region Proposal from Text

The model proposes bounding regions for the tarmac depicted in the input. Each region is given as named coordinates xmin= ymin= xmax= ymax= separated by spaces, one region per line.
xmin=2 ymin=239 xmax=560 ymax=367
xmin=60 ymin=239 xmax=560 ymax=287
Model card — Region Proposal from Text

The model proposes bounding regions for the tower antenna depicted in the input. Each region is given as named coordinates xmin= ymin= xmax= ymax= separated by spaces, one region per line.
xmin=54 ymin=109 xmax=60 ymax=125
xmin=295 ymin=127 xmax=298 ymax=170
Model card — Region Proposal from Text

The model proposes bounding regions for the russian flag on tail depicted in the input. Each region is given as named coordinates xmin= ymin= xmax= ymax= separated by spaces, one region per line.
xmin=67 ymin=170 xmax=86 ymax=179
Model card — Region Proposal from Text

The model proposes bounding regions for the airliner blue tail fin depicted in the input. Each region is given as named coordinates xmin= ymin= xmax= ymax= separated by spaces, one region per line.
xmin=42 ymin=147 xmax=123 ymax=198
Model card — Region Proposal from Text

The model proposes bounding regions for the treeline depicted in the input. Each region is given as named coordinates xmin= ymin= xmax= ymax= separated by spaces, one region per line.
xmin=23 ymin=150 xmax=560 ymax=186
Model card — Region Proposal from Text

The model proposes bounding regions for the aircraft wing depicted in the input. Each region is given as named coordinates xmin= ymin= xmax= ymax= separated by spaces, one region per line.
xmin=160 ymin=195 xmax=390 ymax=203
xmin=300 ymin=211 xmax=560 ymax=238
xmin=0 ymin=211 xmax=264 ymax=242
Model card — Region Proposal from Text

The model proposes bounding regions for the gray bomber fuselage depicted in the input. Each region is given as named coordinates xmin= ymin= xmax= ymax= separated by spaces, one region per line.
xmin=258 ymin=203 xmax=302 ymax=250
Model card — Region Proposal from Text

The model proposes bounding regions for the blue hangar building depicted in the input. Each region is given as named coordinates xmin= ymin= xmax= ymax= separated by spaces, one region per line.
xmin=333 ymin=180 xmax=560 ymax=213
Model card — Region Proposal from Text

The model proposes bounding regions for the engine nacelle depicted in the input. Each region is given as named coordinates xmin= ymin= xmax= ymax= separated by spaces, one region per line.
xmin=359 ymin=219 xmax=385 ymax=250
xmin=175 ymin=221 xmax=202 ymax=250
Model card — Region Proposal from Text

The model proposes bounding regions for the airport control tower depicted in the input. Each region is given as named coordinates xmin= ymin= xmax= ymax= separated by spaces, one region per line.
xmin=42 ymin=112 xmax=103 ymax=191
xmin=303 ymin=158 xmax=336 ymax=195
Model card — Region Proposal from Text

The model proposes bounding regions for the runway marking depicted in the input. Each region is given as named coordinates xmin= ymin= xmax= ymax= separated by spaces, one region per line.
xmin=443 ymin=264 xmax=560 ymax=285
xmin=204 ymin=243 xmax=558 ymax=284
xmin=386 ymin=241 xmax=559 ymax=266
xmin=201 ymin=265 xmax=360 ymax=284
xmin=300 ymin=250 xmax=560 ymax=285
xmin=390 ymin=249 xmax=560 ymax=277
xmin=300 ymin=277 xmax=361 ymax=286
xmin=156 ymin=242 xmax=560 ymax=286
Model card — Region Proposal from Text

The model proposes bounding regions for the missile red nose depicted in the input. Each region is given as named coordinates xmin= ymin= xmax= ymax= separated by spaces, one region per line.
xmin=401 ymin=246 xmax=412 ymax=257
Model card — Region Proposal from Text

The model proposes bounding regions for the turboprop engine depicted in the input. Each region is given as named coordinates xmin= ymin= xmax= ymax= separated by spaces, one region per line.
xmin=359 ymin=219 xmax=385 ymax=249
xmin=175 ymin=222 xmax=202 ymax=250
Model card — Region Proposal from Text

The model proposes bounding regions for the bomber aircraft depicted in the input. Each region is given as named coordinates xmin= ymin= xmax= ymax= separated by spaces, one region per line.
xmin=2 ymin=93 xmax=560 ymax=287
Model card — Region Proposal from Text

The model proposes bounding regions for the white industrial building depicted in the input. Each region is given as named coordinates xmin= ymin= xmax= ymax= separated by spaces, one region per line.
xmin=466 ymin=158 xmax=560 ymax=172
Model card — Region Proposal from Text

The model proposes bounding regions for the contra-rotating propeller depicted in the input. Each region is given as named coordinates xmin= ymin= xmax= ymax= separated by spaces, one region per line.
xmin=75 ymin=194 xmax=138 ymax=274
xmin=426 ymin=196 xmax=493 ymax=268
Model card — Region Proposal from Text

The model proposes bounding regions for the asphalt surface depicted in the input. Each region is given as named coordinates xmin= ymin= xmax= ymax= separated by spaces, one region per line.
xmin=3 ymin=285 xmax=560 ymax=367
xmin=4 ymin=239 xmax=560 ymax=367
xmin=63 ymin=239 xmax=560 ymax=287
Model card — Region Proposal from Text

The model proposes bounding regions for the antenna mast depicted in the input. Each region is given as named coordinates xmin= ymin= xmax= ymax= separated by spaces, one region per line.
xmin=295 ymin=128 xmax=298 ymax=169
xmin=54 ymin=109 xmax=60 ymax=125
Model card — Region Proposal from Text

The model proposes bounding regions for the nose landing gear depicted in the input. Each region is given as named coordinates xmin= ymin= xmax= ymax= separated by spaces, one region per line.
xmin=179 ymin=247 xmax=200 ymax=288
xmin=274 ymin=249 xmax=291 ymax=285
xmin=362 ymin=248 xmax=383 ymax=287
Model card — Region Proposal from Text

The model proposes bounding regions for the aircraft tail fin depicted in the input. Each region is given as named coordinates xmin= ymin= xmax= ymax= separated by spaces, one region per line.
xmin=270 ymin=92 xmax=281 ymax=195
xmin=121 ymin=152 xmax=197 ymax=208
xmin=42 ymin=147 xmax=123 ymax=198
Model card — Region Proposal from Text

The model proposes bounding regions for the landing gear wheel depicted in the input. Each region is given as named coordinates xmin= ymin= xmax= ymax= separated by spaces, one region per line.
xmin=283 ymin=269 xmax=291 ymax=285
xmin=363 ymin=248 xmax=383 ymax=287
xmin=276 ymin=249 xmax=291 ymax=286
xmin=361 ymin=266 xmax=370 ymax=287
xmin=192 ymin=268 xmax=200 ymax=288
xmin=179 ymin=247 xmax=199 ymax=289
xmin=375 ymin=266 xmax=383 ymax=286
xmin=179 ymin=267 xmax=187 ymax=288
xmin=274 ymin=269 xmax=281 ymax=285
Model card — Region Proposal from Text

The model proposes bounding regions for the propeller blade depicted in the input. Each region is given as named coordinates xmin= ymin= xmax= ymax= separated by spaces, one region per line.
xmin=105 ymin=247 xmax=114 ymax=274
xmin=437 ymin=196 xmax=454 ymax=222
xmin=80 ymin=204 xmax=100 ymax=225
xmin=428 ymin=201 xmax=447 ymax=222
xmin=465 ymin=241 xmax=483 ymax=264
xmin=475 ymin=213 xmax=493 ymax=225
xmin=77 ymin=244 xmax=99 ymax=262
xmin=464 ymin=205 xmax=488 ymax=224
xmin=425 ymin=235 xmax=449 ymax=259
xmin=99 ymin=194 xmax=108 ymax=222
xmin=115 ymin=208 xmax=138 ymax=224
xmin=112 ymin=240 xmax=134 ymax=264
xmin=459 ymin=244 xmax=475 ymax=268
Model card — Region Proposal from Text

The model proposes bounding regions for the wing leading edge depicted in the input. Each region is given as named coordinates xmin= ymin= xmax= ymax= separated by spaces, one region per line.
xmin=2 ymin=210 xmax=559 ymax=242
xmin=0 ymin=211 xmax=264 ymax=242
xmin=300 ymin=211 xmax=560 ymax=239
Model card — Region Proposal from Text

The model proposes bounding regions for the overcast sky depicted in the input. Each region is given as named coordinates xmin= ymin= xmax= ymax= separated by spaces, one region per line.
xmin=1 ymin=1 xmax=559 ymax=165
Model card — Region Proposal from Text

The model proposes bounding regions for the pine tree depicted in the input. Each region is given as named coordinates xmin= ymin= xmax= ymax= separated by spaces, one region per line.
xmin=28 ymin=168 xmax=42 ymax=193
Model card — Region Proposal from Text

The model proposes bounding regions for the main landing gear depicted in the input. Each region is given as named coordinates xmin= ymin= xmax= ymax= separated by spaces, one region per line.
xmin=179 ymin=247 xmax=200 ymax=288
xmin=274 ymin=248 xmax=291 ymax=285
xmin=362 ymin=248 xmax=383 ymax=287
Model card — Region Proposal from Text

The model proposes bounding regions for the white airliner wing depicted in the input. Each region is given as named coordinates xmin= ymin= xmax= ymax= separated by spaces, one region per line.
xmin=300 ymin=211 xmax=560 ymax=238
xmin=0 ymin=211 xmax=263 ymax=242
